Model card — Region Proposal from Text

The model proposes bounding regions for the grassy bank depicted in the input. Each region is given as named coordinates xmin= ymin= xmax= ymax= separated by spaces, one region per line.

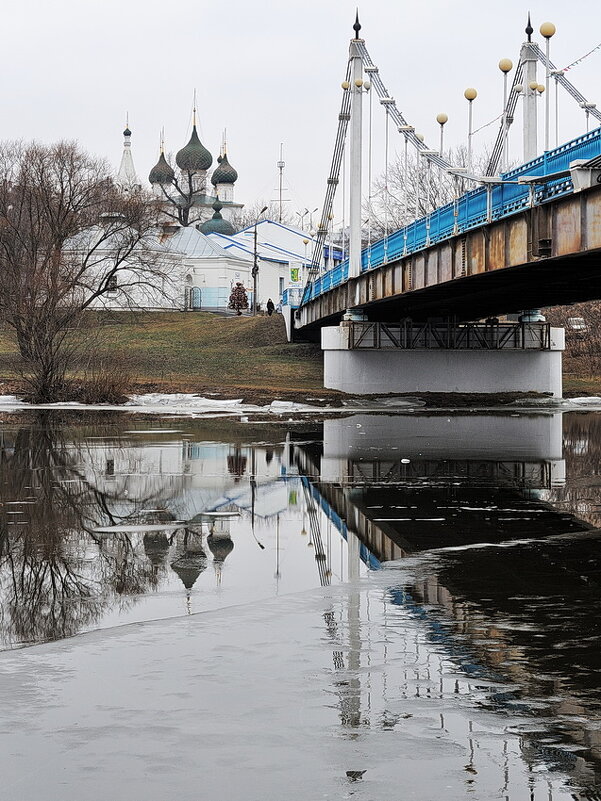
xmin=0 ymin=312 xmax=326 ymax=401
xmin=0 ymin=311 xmax=599 ymax=401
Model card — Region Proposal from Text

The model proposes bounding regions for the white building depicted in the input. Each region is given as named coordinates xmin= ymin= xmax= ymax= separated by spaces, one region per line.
xmin=106 ymin=124 xmax=342 ymax=312
xmin=209 ymin=219 xmax=343 ymax=309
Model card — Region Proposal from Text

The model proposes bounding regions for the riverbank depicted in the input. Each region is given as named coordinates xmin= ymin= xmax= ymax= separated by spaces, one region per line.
xmin=0 ymin=311 xmax=599 ymax=404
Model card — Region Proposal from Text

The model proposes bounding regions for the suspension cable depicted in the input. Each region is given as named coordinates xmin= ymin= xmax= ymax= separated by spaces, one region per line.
xmin=384 ymin=108 xmax=390 ymax=261
xmin=307 ymin=58 xmax=353 ymax=276
xmin=535 ymin=42 xmax=601 ymax=121
xmin=358 ymin=41 xmax=453 ymax=172
xmin=485 ymin=61 xmax=524 ymax=175
xmin=367 ymin=83 xmax=373 ymax=267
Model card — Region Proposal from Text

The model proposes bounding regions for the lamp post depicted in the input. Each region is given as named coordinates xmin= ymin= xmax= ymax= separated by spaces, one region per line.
xmin=539 ymin=22 xmax=556 ymax=152
xmin=296 ymin=209 xmax=309 ymax=230
xmin=252 ymin=205 xmax=268 ymax=315
xmin=464 ymin=88 xmax=477 ymax=177
xmin=498 ymin=59 xmax=513 ymax=171
xmin=436 ymin=113 xmax=448 ymax=157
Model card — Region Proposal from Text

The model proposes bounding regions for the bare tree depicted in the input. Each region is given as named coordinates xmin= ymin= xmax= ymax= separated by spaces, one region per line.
xmin=545 ymin=301 xmax=601 ymax=378
xmin=0 ymin=141 xmax=161 ymax=402
xmin=364 ymin=146 xmax=492 ymax=240
xmin=231 ymin=200 xmax=296 ymax=232
xmin=153 ymin=149 xmax=207 ymax=228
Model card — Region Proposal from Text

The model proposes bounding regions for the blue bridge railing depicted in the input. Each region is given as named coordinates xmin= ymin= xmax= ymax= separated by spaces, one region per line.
xmin=298 ymin=126 xmax=601 ymax=307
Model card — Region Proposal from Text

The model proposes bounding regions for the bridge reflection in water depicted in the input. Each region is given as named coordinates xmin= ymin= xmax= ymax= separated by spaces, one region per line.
xmin=293 ymin=411 xmax=601 ymax=796
xmin=1 ymin=412 xmax=601 ymax=797
xmin=294 ymin=411 xmax=572 ymax=564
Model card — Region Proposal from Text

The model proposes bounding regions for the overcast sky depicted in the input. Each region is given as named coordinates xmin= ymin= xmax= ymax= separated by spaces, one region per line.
xmin=3 ymin=0 xmax=600 ymax=224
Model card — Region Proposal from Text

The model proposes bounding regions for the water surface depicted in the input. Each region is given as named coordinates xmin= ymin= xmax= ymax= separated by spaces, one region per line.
xmin=0 ymin=408 xmax=600 ymax=799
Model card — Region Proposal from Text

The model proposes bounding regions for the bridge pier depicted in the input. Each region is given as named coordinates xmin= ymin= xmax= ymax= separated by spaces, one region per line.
xmin=322 ymin=321 xmax=564 ymax=397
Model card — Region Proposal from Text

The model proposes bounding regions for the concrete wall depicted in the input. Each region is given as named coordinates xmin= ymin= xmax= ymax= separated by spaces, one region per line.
xmin=322 ymin=325 xmax=564 ymax=397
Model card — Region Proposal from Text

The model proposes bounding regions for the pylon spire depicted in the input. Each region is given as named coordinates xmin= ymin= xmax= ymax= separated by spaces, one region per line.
xmin=353 ymin=9 xmax=361 ymax=39
xmin=525 ymin=12 xmax=533 ymax=42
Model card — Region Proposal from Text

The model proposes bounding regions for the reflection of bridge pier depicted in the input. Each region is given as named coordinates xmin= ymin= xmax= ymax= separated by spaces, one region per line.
xmin=293 ymin=413 xmax=593 ymax=565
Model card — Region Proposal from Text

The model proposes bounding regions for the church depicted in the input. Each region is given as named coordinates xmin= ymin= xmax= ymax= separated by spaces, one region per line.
xmin=106 ymin=117 xmax=341 ymax=313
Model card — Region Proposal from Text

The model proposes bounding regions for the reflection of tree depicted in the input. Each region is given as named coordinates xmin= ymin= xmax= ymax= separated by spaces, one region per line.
xmin=548 ymin=413 xmax=601 ymax=529
xmin=0 ymin=413 xmax=174 ymax=647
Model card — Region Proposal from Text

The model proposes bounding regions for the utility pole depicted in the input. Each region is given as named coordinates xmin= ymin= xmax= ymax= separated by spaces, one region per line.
xmin=277 ymin=144 xmax=285 ymax=223
xmin=252 ymin=206 xmax=268 ymax=314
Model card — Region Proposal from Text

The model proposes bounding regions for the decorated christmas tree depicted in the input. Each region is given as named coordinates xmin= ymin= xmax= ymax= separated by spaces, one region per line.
xmin=228 ymin=282 xmax=249 ymax=315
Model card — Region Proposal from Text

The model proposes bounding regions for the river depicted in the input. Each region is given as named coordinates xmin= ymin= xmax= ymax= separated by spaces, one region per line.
xmin=0 ymin=407 xmax=599 ymax=800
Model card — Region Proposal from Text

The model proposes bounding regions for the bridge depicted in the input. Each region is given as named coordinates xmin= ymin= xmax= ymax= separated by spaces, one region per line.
xmin=283 ymin=15 xmax=601 ymax=396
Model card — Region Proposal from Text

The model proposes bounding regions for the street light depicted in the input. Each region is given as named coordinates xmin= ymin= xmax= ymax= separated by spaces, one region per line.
xmin=436 ymin=112 xmax=448 ymax=157
xmin=252 ymin=205 xmax=268 ymax=315
xmin=296 ymin=209 xmax=309 ymax=230
xmin=464 ymin=87 xmax=477 ymax=177
xmin=539 ymin=22 xmax=556 ymax=152
xmin=498 ymin=58 xmax=513 ymax=171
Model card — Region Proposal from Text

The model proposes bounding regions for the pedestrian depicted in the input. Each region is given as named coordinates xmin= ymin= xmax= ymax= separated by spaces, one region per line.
xmin=266 ymin=298 xmax=275 ymax=316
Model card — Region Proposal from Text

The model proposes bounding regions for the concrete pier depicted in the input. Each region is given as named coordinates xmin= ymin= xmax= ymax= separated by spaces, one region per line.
xmin=322 ymin=321 xmax=564 ymax=397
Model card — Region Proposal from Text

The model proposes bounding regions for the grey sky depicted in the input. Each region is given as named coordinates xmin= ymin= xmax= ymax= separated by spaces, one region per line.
xmin=4 ymin=0 xmax=600 ymax=222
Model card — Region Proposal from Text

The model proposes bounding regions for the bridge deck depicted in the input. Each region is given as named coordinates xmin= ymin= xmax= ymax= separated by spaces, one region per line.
xmin=290 ymin=127 xmax=601 ymax=327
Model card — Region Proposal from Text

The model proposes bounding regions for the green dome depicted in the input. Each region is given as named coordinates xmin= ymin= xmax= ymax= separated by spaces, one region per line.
xmin=176 ymin=124 xmax=212 ymax=172
xmin=199 ymin=198 xmax=235 ymax=236
xmin=211 ymin=152 xmax=238 ymax=185
xmin=148 ymin=152 xmax=175 ymax=185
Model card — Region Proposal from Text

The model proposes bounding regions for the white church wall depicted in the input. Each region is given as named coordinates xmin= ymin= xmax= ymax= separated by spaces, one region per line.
xmin=188 ymin=256 xmax=251 ymax=310
xmin=256 ymin=260 xmax=290 ymax=309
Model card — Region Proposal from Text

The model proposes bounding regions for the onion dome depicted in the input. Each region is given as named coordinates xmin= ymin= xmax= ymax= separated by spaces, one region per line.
xmin=170 ymin=554 xmax=207 ymax=590
xmin=123 ymin=126 xmax=132 ymax=137
xmin=211 ymin=152 xmax=238 ymax=185
xmin=207 ymin=533 xmax=234 ymax=563
xmin=176 ymin=124 xmax=212 ymax=172
xmin=143 ymin=532 xmax=170 ymax=569
xmin=199 ymin=198 xmax=235 ymax=236
xmin=149 ymin=151 xmax=175 ymax=185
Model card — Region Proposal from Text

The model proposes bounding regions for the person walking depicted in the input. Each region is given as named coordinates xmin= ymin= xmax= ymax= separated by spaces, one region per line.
xmin=266 ymin=298 xmax=275 ymax=316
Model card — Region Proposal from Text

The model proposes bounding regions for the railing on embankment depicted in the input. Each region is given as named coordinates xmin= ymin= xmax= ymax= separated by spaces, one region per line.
xmin=289 ymin=126 xmax=601 ymax=309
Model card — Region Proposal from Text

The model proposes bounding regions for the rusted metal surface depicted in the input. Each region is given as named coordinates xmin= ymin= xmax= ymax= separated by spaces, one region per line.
xmin=296 ymin=183 xmax=601 ymax=329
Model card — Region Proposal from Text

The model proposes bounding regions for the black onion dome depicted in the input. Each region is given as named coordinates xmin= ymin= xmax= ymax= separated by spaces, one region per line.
xmin=170 ymin=555 xmax=207 ymax=590
xmin=149 ymin=152 xmax=175 ymax=185
xmin=207 ymin=534 xmax=234 ymax=562
xmin=123 ymin=127 xmax=132 ymax=137
xmin=211 ymin=152 xmax=238 ymax=185
xmin=143 ymin=532 xmax=170 ymax=569
xmin=199 ymin=198 xmax=235 ymax=236
xmin=176 ymin=124 xmax=212 ymax=172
